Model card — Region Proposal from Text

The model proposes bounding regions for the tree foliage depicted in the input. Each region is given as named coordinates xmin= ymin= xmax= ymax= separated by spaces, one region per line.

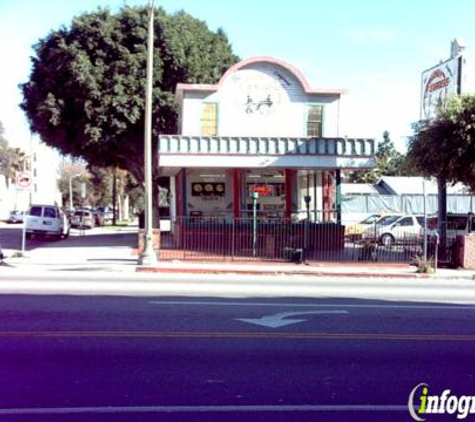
xmin=350 ymin=131 xmax=407 ymax=183
xmin=0 ymin=120 xmax=26 ymax=185
xmin=407 ymin=95 xmax=475 ymax=192
xmin=20 ymin=6 xmax=239 ymax=185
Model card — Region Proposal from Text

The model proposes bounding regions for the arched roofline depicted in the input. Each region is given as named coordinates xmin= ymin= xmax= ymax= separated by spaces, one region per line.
xmin=176 ymin=56 xmax=347 ymax=96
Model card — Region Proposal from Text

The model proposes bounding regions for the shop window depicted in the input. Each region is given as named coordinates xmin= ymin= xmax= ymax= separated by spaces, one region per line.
xmin=306 ymin=105 xmax=323 ymax=137
xmin=201 ymin=103 xmax=218 ymax=136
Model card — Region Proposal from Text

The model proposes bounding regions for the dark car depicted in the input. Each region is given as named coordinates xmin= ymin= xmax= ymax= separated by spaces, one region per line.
xmin=92 ymin=209 xmax=105 ymax=226
xmin=6 ymin=210 xmax=26 ymax=224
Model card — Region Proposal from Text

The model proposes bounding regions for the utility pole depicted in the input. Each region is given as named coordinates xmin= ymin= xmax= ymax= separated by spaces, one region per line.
xmin=138 ymin=0 xmax=158 ymax=266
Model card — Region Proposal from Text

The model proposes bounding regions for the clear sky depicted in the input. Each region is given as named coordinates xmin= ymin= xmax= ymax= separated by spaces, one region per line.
xmin=1 ymin=0 xmax=474 ymax=152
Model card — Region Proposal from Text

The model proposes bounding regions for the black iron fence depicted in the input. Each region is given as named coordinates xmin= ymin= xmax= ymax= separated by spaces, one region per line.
xmin=158 ymin=217 xmax=434 ymax=263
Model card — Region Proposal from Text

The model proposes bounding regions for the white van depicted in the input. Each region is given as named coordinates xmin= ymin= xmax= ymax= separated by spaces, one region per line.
xmin=427 ymin=213 xmax=475 ymax=238
xmin=25 ymin=205 xmax=70 ymax=240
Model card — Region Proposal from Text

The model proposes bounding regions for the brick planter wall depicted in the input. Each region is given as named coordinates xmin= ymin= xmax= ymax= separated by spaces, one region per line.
xmin=454 ymin=235 xmax=475 ymax=269
xmin=138 ymin=229 xmax=160 ymax=254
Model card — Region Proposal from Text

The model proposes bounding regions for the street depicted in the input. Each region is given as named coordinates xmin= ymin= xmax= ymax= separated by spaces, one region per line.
xmin=0 ymin=295 xmax=474 ymax=421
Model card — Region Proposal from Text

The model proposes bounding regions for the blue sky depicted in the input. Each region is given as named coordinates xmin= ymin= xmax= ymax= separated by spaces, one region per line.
xmin=1 ymin=0 xmax=475 ymax=152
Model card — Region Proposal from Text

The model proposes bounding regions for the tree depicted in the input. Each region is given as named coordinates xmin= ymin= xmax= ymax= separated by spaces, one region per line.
xmin=20 ymin=6 xmax=239 ymax=220
xmin=349 ymin=131 xmax=406 ymax=183
xmin=407 ymin=95 xmax=475 ymax=192
xmin=0 ymin=121 xmax=26 ymax=186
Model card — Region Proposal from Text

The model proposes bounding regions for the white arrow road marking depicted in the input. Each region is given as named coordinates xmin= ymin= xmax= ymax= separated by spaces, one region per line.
xmin=236 ymin=310 xmax=349 ymax=328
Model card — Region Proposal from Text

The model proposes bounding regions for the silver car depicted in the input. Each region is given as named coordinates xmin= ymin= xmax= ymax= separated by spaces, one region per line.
xmin=362 ymin=214 xmax=425 ymax=246
xmin=71 ymin=209 xmax=95 ymax=229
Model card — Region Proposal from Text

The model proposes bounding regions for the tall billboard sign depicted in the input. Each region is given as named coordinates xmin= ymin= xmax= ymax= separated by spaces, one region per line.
xmin=420 ymin=55 xmax=463 ymax=120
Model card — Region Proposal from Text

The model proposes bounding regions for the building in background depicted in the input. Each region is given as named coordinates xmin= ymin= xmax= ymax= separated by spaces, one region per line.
xmin=0 ymin=137 xmax=62 ymax=219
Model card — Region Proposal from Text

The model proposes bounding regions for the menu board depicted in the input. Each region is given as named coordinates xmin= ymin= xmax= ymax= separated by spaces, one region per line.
xmin=192 ymin=182 xmax=226 ymax=197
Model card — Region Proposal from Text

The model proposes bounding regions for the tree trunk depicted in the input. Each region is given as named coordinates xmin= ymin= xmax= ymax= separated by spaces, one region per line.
xmin=437 ymin=176 xmax=447 ymax=262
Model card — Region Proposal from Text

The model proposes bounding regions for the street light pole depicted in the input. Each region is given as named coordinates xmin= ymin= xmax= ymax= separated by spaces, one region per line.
xmin=138 ymin=0 xmax=158 ymax=266
xmin=69 ymin=174 xmax=81 ymax=210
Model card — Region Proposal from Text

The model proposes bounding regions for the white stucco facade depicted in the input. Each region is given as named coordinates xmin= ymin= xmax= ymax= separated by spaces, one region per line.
xmin=160 ymin=56 xmax=374 ymax=221
xmin=178 ymin=58 xmax=343 ymax=138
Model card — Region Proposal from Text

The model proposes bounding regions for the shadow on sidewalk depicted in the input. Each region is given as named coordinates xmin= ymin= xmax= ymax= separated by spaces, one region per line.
xmin=0 ymin=225 xmax=138 ymax=252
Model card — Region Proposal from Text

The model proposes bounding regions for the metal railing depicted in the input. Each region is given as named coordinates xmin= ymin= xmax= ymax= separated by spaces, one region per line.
xmin=158 ymin=217 xmax=432 ymax=263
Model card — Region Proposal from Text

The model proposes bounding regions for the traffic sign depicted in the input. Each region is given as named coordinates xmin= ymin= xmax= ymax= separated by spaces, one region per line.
xmin=16 ymin=171 xmax=32 ymax=189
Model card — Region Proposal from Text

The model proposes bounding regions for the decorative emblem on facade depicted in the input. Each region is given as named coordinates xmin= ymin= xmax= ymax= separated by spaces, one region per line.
xmin=244 ymin=95 xmax=273 ymax=114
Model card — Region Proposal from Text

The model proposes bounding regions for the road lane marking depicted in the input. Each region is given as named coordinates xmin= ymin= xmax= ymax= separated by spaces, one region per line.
xmin=149 ymin=300 xmax=475 ymax=311
xmin=236 ymin=310 xmax=349 ymax=328
xmin=0 ymin=404 xmax=410 ymax=415
xmin=0 ymin=331 xmax=475 ymax=341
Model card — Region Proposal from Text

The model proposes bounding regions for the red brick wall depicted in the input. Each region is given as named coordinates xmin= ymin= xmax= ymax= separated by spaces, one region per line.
xmin=461 ymin=236 xmax=475 ymax=269
xmin=455 ymin=235 xmax=475 ymax=269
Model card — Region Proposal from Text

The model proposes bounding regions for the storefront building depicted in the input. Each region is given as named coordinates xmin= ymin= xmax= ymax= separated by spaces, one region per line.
xmin=158 ymin=56 xmax=375 ymax=225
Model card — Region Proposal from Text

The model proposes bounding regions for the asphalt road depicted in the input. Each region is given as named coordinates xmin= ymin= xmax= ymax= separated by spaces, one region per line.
xmin=0 ymin=295 xmax=474 ymax=421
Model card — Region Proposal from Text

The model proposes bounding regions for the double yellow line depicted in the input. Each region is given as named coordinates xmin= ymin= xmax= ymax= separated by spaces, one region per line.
xmin=0 ymin=331 xmax=474 ymax=341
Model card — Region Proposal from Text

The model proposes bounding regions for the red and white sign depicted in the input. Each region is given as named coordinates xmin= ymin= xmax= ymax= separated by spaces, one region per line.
xmin=16 ymin=171 xmax=32 ymax=189
xmin=421 ymin=55 xmax=463 ymax=120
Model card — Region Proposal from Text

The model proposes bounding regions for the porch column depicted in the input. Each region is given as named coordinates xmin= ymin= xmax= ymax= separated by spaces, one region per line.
xmin=322 ymin=170 xmax=335 ymax=222
xmin=335 ymin=169 xmax=342 ymax=225
xmin=285 ymin=169 xmax=294 ymax=220
xmin=175 ymin=169 xmax=187 ymax=217
xmin=233 ymin=169 xmax=241 ymax=219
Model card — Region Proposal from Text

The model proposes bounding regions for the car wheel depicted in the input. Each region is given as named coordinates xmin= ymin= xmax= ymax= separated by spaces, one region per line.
xmin=380 ymin=233 xmax=395 ymax=247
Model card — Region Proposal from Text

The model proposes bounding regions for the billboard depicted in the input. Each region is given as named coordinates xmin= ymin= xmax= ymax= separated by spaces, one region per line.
xmin=420 ymin=55 xmax=463 ymax=120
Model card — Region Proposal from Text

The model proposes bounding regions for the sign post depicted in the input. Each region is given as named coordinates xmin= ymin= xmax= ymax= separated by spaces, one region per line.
xmin=15 ymin=171 xmax=33 ymax=256
xmin=252 ymin=192 xmax=259 ymax=256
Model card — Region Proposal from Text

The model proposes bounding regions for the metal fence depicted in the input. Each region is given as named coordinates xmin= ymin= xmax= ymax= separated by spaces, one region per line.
xmin=158 ymin=217 xmax=433 ymax=263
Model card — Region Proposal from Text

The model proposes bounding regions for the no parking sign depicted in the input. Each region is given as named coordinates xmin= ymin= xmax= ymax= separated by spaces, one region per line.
xmin=16 ymin=171 xmax=32 ymax=190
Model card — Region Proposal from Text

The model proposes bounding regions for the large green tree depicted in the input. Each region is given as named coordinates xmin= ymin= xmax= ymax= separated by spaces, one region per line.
xmin=21 ymin=6 xmax=238 ymax=216
xmin=408 ymin=95 xmax=475 ymax=192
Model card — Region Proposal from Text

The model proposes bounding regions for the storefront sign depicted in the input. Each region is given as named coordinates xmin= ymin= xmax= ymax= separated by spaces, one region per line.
xmin=421 ymin=55 xmax=462 ymax=120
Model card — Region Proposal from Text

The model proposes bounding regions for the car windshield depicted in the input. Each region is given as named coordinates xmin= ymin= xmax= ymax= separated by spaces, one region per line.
xmin=74 ymin=211 xmax=88 ymax=217
xmin=377 ymin=215 xmax=401 ymax=226
xmin=360 ymin=214 xmax=381 ymax=224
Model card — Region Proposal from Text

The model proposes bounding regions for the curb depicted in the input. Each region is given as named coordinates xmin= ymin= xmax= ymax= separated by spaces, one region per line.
xmin=136 ymin=266 xmax=430 ymax=279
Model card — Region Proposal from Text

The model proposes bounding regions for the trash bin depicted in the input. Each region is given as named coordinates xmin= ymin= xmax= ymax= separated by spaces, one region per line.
xmin=291 ymin=248 xmax=304 ymax=264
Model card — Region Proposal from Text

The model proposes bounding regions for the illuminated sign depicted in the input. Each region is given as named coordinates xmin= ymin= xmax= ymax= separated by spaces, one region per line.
xmin=247 ymin=183 xmax=285 ymax=197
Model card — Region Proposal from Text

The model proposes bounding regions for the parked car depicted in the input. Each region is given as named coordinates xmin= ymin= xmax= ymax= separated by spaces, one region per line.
xmin=6 ymin=210 xmax=26 ymax=224
xmin=345 ymin=213 xmax=401 ymax=242
xmin=95 ymin=207 xmax=112 ymax=224
xmin=25 ymin=205 xmax=70 ymax=240
xmin=70 ymin=209 xmax=95 ymax=229
xmin=361 ymin=214 xmax=426 ymax=246
xmin=427 ymin=213 xmax=475 ymax=239
xmin=91 ymin=209 xmax=105 ymax=226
